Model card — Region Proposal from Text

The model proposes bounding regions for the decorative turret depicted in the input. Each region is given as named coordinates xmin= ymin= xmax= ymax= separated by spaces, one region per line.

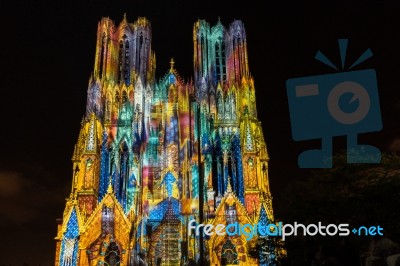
xmin=226 ymin=20 xmax=249 ymax=84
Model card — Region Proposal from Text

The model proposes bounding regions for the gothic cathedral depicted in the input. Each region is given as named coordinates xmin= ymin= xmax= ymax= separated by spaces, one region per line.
xmin=55 ymin=14 xmax=277 ymax=266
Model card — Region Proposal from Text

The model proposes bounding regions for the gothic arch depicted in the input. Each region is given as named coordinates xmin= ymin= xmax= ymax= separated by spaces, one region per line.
xmin=121 ymin=90 xmax=128 ymax=103
xmin=114 ymin=91 xmax=120 ymax=105
xmin=117 ymin=35 xmax=131 ymax=85
xmin=214 ymin=37 xmax=226 ymax=84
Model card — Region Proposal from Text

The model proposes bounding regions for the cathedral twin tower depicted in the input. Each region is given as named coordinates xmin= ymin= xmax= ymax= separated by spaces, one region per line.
xmin=55 ymin=14 xmax=276 ymax=266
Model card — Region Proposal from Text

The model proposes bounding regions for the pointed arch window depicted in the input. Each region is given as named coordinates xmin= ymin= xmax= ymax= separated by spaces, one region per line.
xmin=215 ymin=38 xmax=226 ymax=84
xmin=215 ymin=42 xmax=220 ymax=82
xmin=200 ymin=34 xmax=206 ymax=77
xmin=122 ymin=91 xmax=128 ymax=103
xmin=233 ymin=36 xmax=242 ymax=80
xmin=117 ymin=142 xmax=129 ymax=206
xmin=117 ymin=35 xmax=130 ymax=85
xmin=124 ymin=40 xmax=130 ymax=85
xmin=118 ymin=40 xmax=123 ymax=84
xmin=217 ymin=91 xmax=224 ymax=119
xmin=238 ymin=36 xmax=244 ymax=76
xmin=136 ymin=32 xmax=144 ymax=74
xmin=99 ymin=34 xmax=107 ymax=78
xmin=115 ymin=91 xmax=120 ymax=105
xmin=139 ymin=33 xmax=144 ymax=47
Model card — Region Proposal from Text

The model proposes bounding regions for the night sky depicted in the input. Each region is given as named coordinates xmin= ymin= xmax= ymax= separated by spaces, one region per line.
xmin=0 ymin=1 xmax=399 ymax=264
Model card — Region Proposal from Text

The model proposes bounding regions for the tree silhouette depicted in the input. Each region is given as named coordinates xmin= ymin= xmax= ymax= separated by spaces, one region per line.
xmin=276 ymin=152 xmax=400 ymax=265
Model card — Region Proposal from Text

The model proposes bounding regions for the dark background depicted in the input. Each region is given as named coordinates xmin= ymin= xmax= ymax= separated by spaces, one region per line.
xmin=0 ymin=0 xmax=399 ymax=264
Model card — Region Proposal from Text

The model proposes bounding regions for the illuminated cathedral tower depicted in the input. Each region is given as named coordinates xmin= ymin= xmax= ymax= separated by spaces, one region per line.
xmin=55 ymin=15 xmax=277 ymax=266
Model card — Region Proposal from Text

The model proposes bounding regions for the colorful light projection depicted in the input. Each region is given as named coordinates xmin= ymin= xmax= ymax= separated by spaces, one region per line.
xmin=55 ymin=15 xmax=278 ymax=266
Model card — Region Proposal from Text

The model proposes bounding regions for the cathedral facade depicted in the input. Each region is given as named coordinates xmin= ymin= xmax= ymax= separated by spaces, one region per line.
xmin=55 ymin=14 xmax=277 ymax=266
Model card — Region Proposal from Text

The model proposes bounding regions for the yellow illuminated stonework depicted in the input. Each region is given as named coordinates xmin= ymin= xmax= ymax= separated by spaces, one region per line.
xmin=55 ymin=15 xmax=279 ymax=266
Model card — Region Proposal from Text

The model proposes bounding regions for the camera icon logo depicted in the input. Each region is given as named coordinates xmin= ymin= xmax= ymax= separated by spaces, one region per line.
xmin=286 ymin=39 xmax=382 ymax=168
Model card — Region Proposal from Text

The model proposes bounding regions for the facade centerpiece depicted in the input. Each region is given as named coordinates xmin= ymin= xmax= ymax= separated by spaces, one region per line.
xmin=55 ymin=14 xmax=278 ymax=266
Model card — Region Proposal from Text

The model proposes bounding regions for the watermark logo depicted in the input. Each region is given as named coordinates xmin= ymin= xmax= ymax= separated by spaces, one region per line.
xmin=286 ymin=39 xmax=382 ymax=168
xmin=188 ymin=220 xmax=383 ymax=241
